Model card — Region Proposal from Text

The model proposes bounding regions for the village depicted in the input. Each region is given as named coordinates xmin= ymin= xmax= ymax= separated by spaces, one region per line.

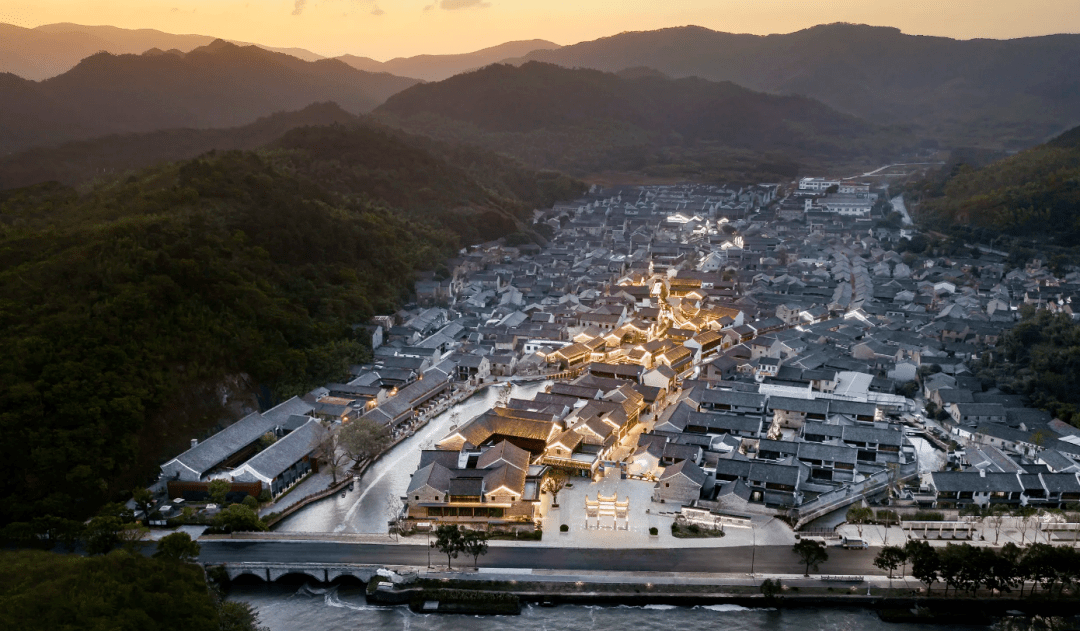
xmin=153 ymin=176 xmax=1080 ymax=547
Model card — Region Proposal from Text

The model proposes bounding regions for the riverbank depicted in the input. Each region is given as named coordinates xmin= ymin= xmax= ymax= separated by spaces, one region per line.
xmin=363 ymin=572 xmax=1080 ymax=618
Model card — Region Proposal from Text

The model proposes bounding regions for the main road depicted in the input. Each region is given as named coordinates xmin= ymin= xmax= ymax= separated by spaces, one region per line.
xmin=199 ymin=540 xmax=882 ymax=576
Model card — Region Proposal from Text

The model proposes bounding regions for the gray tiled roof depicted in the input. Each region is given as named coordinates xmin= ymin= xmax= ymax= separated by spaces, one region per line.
xmin=237 ymin=419 xmax=326 ymax=481
xmin=170 ymin=412 xmax=277 ymax=477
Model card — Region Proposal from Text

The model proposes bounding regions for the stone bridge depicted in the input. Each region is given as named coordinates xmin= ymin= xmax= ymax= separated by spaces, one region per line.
xmin=222 ymin=562 xmax=414 ymax=584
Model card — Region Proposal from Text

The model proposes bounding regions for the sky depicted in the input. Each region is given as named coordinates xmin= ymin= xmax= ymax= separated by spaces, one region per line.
xmin=1 ymin=0 xmax=1078 ymax=60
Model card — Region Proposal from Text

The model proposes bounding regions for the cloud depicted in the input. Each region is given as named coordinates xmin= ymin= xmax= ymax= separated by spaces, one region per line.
xmin=371 ymin=4 xmax=385 ymax=15
xmin=292 ymin=0 xmax=307 ymax=15
xmin=440 ymin=0 xmax=490 ymax=9
xmin=423 ymin=4 xmax=435 ymax=10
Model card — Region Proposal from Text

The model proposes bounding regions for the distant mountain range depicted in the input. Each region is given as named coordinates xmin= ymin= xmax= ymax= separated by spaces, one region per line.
xmin=0 ymin=41 xmax=419 ymax=155
xmin=336 ymin=39 xmax=559 ymax=81
xmin=0 ymin=22 xmax=325 ymax=81
xmin=506 ymin=23 xmax=1080 ymax=148
xmin=374 ymin=61 xmax=907 ymax=178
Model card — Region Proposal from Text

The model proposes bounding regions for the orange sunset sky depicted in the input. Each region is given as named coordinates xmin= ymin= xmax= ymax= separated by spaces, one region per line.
xmin=1 ymin=0 xmax=1078 ymax=60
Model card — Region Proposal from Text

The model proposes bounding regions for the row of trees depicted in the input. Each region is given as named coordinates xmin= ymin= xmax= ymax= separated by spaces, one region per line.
xmin=430 ymin=524 xmax=490 ymax=570
xmin=875 ymin=541 xmax=1080 ymax=597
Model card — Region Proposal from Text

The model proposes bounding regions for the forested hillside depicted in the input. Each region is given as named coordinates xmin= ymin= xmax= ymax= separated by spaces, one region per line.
xmin=375 ymin=61 xmax=905 ymax=179
xmin=0 ymin=102 xmax=359 ymax=190
xmin=0 ymin=124 xmax=583 ymax=525
xmin=911 ymin=124 xmax=1080 ymax=246
xmin=977 ymin=309 xmax=1080 ymax=424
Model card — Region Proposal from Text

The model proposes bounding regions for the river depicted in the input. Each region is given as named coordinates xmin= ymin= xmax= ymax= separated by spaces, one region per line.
xmin=275 ymin=381 xmax=550 ymax=534
xmin=228 ymin=582 xmax=986 ymax=631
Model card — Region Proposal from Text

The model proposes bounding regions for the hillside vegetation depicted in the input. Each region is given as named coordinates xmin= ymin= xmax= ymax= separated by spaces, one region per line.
xmin=912 ymin=124 xmax=1080 ymax=246
xmin=0 ymin=549 xmax=256 ymax=631
xmin=0 ymin=102 xmax=360 ymax=190
xmin=0 ymin=124 xmax=583 ymax=525
xmin=375 ymin=61 xmax=905 ymax=179
xmin=0 ymin=40 xmax=419 ymax=154
xmin=512 ymin=23 xmax=1080 ymax=148
xmin=977 ymin=309 xmax=1080 ymax=424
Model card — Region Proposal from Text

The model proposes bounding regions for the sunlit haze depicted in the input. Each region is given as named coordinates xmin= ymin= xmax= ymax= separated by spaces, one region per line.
xmin=1 ymin=0 xmax=1078 ymax=60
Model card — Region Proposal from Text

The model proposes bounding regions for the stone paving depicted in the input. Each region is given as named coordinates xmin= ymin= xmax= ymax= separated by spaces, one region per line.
xmin=258 ymin=470 xmax=334 ymax=518
xmin=531 ymin=466 xmax=795 ymax=549
xmin=836 ymin=515 xmax=1080 ymax=549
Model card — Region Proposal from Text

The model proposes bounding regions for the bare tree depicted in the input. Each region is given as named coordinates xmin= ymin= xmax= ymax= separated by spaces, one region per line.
xmin=339 ymin=417 xmax=391 ymax=468
xmin=314 ymin=424 xmax=350 ymax=486
xmin=847 ymin=506 xmax=874 ymax=540
xmin=385 ymin=493 xmax=404 ymax=541
xmin=987 ymin=511 xmax=1005 ymax=545
xmin=1017 ymin=507 xmax=1038 ymax=545
xmin=495 ymin=383 xmax=513 ymax=408
xmin=542 ymin=469 xmax=570 ymax=507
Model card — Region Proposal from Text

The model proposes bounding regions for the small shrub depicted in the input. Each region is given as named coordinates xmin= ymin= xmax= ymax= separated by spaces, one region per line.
xmin=649 ymin=526 xmax=659 ymax=536
xmin=688 ymin=524 xmax=701 ymax=534
xmin=258 ymin=489 xmax=272 ymax=503
xmin=906 ymin=510 xmax=945 ymax=522
xmin=241 ymin=495 xmax=258 ymax=509
xmin=671 ymin=522 xmax=678 ymax=534
xmin=559 ymin=524 xmax=569 ymax=533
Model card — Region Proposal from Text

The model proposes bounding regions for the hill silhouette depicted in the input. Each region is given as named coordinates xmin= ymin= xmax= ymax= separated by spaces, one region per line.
xmin=336 ymin=39 xmax=559 ymax=81
xmin=375 ymin=61 xmax=905 ymax=177
xmin=508 ymin=23 xmax=1080 ymax=149
xmin=0 ymin=40 xmax=419 ymax=155
xmin=0 ymin=21 xmax=324 ymax=80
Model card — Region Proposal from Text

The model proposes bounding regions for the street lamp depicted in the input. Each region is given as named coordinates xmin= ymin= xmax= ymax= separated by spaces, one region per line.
xmin=750 ymin=526 xmax=757 ymax=577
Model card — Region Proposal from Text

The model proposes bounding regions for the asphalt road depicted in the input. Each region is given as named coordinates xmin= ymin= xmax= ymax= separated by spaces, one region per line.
xmin=199 ymin=541 xmax=882 ymax=576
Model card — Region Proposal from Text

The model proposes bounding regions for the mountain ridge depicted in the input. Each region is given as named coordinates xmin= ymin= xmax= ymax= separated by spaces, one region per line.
xmin=0 ymin=40 xmax=420 ymax=154
xmin=374 ymin=61 xmax=907 ymax=178
xmin=0 ymin=21 xmax=325 ymax=80
xmin=335 ymin=39 xmax=560 ymax=81
xmin=504 ymin=23 xmax=1080 ymax=148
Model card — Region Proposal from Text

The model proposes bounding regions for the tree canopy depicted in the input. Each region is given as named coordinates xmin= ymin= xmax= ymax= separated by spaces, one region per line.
xmin=0 ymin=549 xmax=258 ymax=631
xmin=0 ymin=123 xmax=584 ymax=529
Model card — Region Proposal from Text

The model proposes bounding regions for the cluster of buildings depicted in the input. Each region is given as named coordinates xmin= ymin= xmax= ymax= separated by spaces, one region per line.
xmin=160 ymin=179 xmax=1080 ymax=529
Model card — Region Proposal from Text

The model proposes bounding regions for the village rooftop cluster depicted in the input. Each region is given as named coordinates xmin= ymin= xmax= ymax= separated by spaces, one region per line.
xmin=155 ymin=179 xmax=1080 ymax=535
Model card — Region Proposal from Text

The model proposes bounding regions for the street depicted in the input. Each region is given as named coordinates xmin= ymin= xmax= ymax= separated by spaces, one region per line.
xmin=199 ymin=540 xmax=882 ymax=576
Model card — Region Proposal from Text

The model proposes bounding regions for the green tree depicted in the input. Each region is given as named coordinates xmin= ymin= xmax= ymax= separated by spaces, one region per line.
xmin=906 ymin=540 xmax=940 ymax=594
xmin=208 ymin=479 xmax=231 ymax=505
xmin=132 ymin=488 xmax=155 ymax=523
xmin=461 ymin=529 xmax=490 ymax=568
xmin=792 ymin=539 xmax=828 ymax=577
xmin=339 ymin=417 xmax=392 ymax=468
xmin=938 ymin=543 xmax=976 ymax=596
xmin=154 ymin=531 xmax=202 ymax=563
xmin=760 ymin=578 xmax=781 ymax=599
xmin=212 ymin=504 xmax=267 ymax=534
xmin=85 ymin=516 xmax=124 ymax=556
xmin=874 ymin=545 xmax=907 ymax=579
xmin=218 ymin=600 xmax=270 ymax=631
xmin=431 ymin=524 xmax=464 ymax=570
